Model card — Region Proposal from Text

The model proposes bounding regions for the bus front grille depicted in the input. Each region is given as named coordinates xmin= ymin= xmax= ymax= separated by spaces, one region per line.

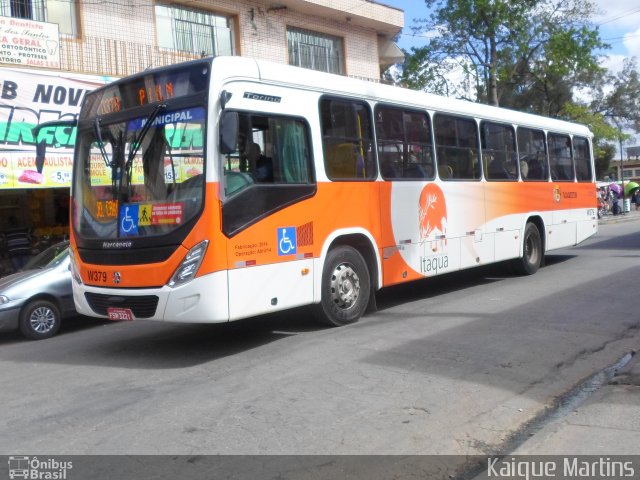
xmin=84 ymin=293 xmax=159 ymax=318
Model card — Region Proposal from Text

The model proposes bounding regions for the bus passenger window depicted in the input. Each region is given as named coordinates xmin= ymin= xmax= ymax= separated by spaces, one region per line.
xmin=374 ymin=105 xmax=434 ymax=181
xmin=481 ymin=121 xmax=517 ymax=181
xmin=320 ymin=97 xmax=376 ymax=181
xmin=434 ymin=114 xmax=481 ymax=180
xmin=548 ymin=133 xmax=574 ymax=182
xmin=517 ymin=127 xmax=548 ymax=181
xmin=573 ymin=136 xmax=592 ymax=182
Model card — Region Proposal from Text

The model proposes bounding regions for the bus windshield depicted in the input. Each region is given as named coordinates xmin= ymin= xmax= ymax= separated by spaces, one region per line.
xmin=72 ymin=106 xmax=205 ymax=239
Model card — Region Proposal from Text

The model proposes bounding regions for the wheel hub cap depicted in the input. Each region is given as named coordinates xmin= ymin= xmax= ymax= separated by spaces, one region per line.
xmin=330 ymin=263 xmax=360 ymax=309
xmin=30 ymin=307 xmax=55 ymax=333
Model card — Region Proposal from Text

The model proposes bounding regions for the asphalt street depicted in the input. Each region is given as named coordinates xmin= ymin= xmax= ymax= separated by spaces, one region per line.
xmin=0 ymin=217 xmax=638 ymax=478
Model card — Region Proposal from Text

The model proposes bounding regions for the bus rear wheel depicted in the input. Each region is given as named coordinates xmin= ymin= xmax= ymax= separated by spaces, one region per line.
xmin=513 ymin=222 xmax=542 ymax=275
xmin=315 ymin=246 xmax=370 ymax=327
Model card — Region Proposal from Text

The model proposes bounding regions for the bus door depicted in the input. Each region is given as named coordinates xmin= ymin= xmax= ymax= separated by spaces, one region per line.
xmin=219 ymin=106 xmax=316 ymax=319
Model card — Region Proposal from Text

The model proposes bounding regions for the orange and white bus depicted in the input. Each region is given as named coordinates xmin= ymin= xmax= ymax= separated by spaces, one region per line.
xmin=67 ymin=56 xmax=597 ymax=326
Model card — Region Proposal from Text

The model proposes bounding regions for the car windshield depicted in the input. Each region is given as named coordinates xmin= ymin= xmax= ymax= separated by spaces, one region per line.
xmin=24 ymin=242 xmax=70 ymax=270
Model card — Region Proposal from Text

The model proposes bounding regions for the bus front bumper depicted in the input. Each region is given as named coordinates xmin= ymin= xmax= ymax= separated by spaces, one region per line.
xmin=73 ymin=270 xmax=230 ymax=323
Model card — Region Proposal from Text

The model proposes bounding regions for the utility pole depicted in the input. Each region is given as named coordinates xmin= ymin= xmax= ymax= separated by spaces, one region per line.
xmin=619 ymin=134 xmax=626 ymax=214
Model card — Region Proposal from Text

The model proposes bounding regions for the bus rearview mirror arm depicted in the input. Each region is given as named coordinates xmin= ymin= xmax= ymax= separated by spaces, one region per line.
xmin=32 ymin=119 xmax=78 ymax=171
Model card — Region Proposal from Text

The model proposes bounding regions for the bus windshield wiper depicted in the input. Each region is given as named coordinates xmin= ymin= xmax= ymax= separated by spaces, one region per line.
xmin=126 ymin=103 xmax=166 ymax=169
xmin=93 ymin=118 xmax=111 ymax=167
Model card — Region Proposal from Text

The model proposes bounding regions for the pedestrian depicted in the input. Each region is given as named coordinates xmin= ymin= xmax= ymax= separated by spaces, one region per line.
xmin=634 ymin=189 xmax=640 ymax=211
xmin=611 ymin=190 xmax=620 ymax=215
xmin=5 ymin=216 xmax=32 ymax=272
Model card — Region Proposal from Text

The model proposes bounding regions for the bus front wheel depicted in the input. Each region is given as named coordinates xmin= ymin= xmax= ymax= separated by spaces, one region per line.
xmin=513 ymin=222 xmax=542 ymax=275
xmin=315 ymin=246 xmax=370 ymax=327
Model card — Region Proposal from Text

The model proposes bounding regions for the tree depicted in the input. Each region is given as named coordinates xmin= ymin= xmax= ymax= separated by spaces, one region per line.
xmin=576 ymin=58 xmax=640 ymax=178
xmin=402 ymin=0 xmax=606 ymax=111
xmin=590 ymin=58 xmax=640 ymax=132
xmin=560 ymin=103 xmax=622 ymax=179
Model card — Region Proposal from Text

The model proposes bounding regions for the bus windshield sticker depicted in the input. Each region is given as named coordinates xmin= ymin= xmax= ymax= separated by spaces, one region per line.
xmin=150 ymin=203 xmax=183 ymax=225
xmin=119 ymin=204 xmax=139 ymax=237
xmin=138 ymin=204 xmax=152 ymax=226
xmin=277 ymin=227 xmax=297 ymax=256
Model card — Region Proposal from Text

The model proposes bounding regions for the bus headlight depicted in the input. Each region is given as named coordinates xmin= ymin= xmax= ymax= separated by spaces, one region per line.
xmin=69 ymin=248 xmax=83 ymax=285
xmin=168 ymin=240 xmax=208 ymax=288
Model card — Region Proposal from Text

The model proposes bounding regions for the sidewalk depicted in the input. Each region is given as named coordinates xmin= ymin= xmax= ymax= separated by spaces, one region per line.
xmin=598 ymin=207 xmax=640 ymax=225
xmin=508 ymin=210 xmax=640 ymax=455
xmin=512 ymin=351 xmax=640 ymax=455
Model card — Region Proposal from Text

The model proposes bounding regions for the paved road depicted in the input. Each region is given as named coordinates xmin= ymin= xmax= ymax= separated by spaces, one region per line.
xmin=0 ymin=218 xmax=638 ymax=473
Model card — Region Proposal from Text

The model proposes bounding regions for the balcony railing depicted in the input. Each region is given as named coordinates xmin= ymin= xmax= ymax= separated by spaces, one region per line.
xmin=60 ymin=36 xmax=202 ymax=77
xmin=59 ymin=35 xmax=384 ymax=82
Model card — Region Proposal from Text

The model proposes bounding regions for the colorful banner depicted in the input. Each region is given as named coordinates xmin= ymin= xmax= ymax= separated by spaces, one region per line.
xmin=0 ymin=150 xmax=72 ymax=188
xmin=0 ymin=16 xmax=60 ymax=69
xmin=0 ymin=67 xmax=112 ymax=189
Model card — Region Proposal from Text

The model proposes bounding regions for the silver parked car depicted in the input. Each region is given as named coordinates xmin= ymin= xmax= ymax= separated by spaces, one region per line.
xmin=0 ymin=241 xmax=74 ymax=340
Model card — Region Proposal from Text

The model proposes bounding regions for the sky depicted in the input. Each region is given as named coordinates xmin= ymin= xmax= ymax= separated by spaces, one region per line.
xmin=382 ymin=0 xmax=640 ymax=75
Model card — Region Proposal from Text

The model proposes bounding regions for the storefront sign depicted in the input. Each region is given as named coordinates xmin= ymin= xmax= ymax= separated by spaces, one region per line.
xmin=0 ymin=67 xmax=111 ymax=189
xmin=0 ymin=16 xmax=60 ymax=69
xmin=0 ymin=152 xmax=72 ymax=188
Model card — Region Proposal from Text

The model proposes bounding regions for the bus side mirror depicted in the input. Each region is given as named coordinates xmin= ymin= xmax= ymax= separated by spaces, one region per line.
xmin=219 ymin=111 xmax=238 ymax=154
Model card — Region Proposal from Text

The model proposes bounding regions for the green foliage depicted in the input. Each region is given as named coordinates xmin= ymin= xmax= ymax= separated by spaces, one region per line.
xmin=559 ymin=103 xmax=623 ymax=179
xmin=402 ymin=0 xmax=607 ymax=113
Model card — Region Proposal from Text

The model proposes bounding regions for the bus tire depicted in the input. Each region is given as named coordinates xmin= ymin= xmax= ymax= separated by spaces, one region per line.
xmin=513 ymin=222 xmax=542 ymax=275
xmin=315 ymin=246 xmax=370 ymax=327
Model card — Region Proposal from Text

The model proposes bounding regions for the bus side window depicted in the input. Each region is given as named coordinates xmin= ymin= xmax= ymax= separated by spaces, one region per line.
xmin=548 ymin=133 xmax=574 ymax=182
xmin=573 ymin=136 xmax=592 ymax=182
xmin=434 ymin=114 xmax=480 ymax=180
xmin=320 ymin=97 xmax=376 ymax=181
xmin=481 ymin=121 xmax=517 ymax=181
xmin=374 ymin=104 xmax=434 ymax=181
xmin=517 ymin=127 xmax=549 ymax=181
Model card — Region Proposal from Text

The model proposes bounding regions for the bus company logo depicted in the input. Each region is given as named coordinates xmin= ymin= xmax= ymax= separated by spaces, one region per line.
xmin=418 ymin=183 xmax=447 ymax=241
xmin=8 ymin=456 xmax=73 ymax=479
xmin=553 ymin=185 xmax=561 ymax=203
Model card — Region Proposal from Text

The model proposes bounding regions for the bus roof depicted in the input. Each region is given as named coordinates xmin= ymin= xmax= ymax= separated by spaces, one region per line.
xmin=210 ymin=56 xmax=592 ymax=138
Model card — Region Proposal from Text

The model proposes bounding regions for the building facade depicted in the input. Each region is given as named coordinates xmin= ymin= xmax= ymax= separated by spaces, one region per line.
xmin=0 ymin=0 xmax=403 ymax=274
xmin=10 ymin=0 xmax=404 ymax=80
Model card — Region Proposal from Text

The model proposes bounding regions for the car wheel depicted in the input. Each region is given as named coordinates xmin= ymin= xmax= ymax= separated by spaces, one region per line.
xmin=19 ymin=299 xmax=61 ymax=340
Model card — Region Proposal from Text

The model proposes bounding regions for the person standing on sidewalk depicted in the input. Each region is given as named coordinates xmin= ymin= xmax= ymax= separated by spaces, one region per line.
xmin=633 ymin=189 xmax=640 ymax=211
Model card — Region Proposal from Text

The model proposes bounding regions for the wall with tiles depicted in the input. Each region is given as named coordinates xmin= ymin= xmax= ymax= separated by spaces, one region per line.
xmin=60 ymin=0 xmax=386 ymax=80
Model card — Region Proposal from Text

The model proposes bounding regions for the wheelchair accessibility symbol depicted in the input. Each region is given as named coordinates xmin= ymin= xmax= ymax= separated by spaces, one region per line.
xmin=119 ymin=204 xmax=139 ymax=237
xmin=277 ymin=227 xmax=297 ymax=256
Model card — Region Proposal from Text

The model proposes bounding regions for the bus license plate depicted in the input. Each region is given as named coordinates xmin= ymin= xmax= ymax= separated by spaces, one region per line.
xmin=107 ymin=307 xmax=134 ymax=321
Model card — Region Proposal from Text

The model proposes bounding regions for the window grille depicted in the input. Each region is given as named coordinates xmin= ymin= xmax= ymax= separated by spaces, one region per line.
xmin=155 ymin=4 xmax=234 ymax=57
xmin=287 ymin=27 xmax=344 ymax=75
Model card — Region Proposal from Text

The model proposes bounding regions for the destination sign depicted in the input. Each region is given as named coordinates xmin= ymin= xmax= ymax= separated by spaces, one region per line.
xmin=82 ymin=61 xmax=211 ymax=120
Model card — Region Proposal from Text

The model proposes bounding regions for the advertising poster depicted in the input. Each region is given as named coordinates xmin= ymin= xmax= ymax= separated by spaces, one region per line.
xmin=0 ymin=16 xmax=60 ymax=69
xmin=0 ymin=67 xmax=112 ymax=189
